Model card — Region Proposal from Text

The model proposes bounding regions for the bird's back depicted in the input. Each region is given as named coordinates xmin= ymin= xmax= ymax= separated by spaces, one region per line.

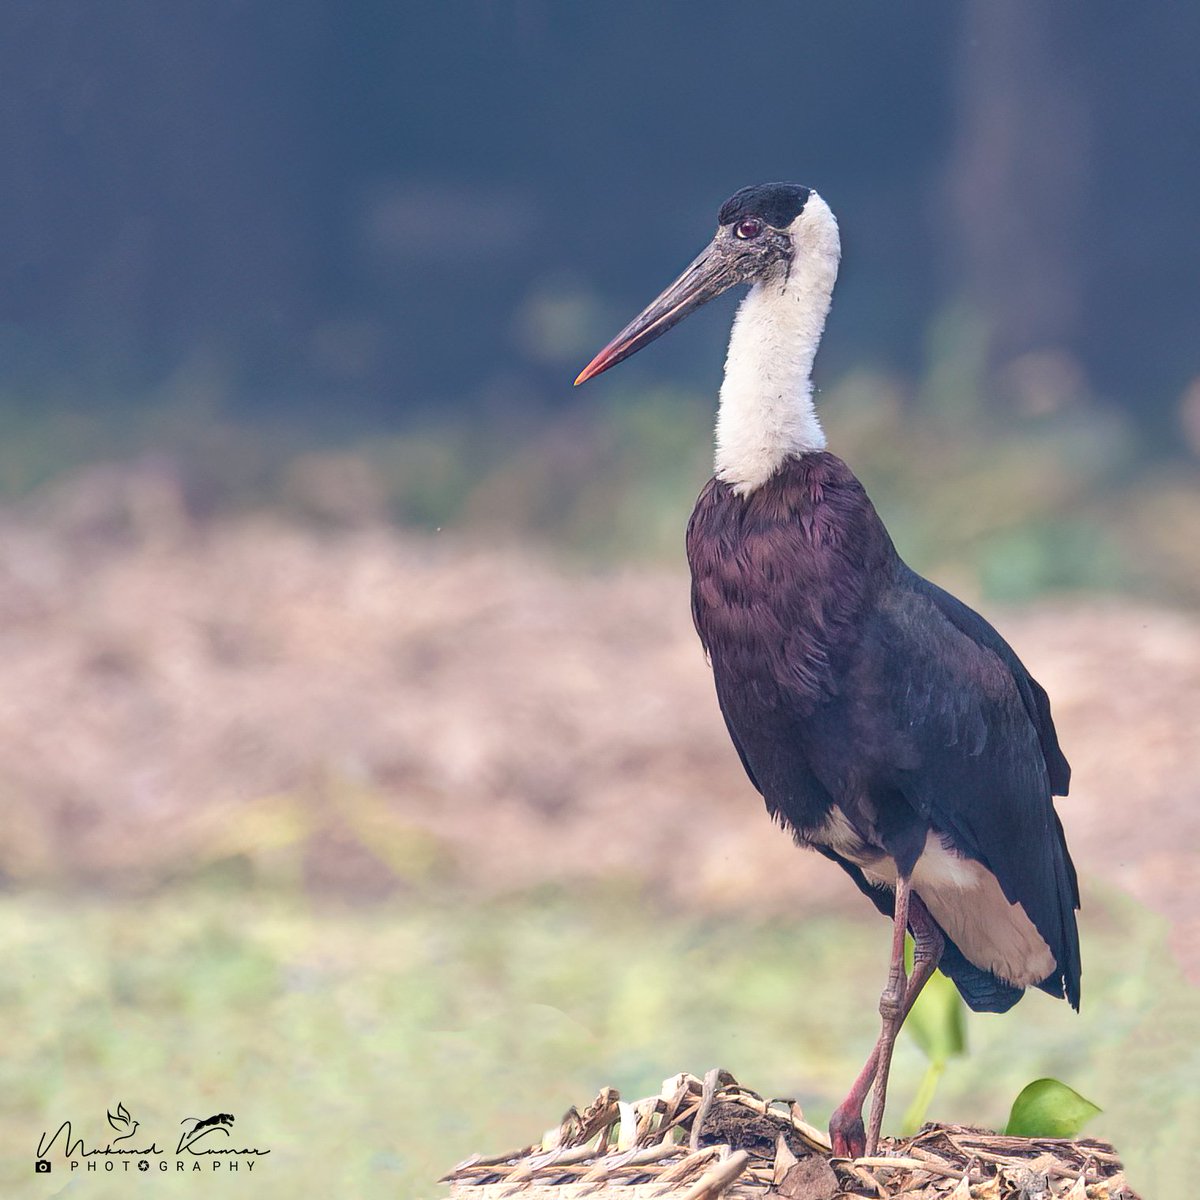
xmin=687 ymin=452 xmax=1080 ymax=1012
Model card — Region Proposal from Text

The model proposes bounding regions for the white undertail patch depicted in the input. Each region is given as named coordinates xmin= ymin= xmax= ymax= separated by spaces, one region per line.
xmin=715 ymin=192 xmax=841 ymax=494
xmin=910 ymin=835 xmax=1055 ymax=987
xmin=811 ymin=815 xmax=1055 ymax=989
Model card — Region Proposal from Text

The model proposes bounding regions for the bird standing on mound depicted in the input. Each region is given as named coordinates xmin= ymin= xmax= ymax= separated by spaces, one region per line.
xmin=574 ymin=183 xmax=1080 ymax=1158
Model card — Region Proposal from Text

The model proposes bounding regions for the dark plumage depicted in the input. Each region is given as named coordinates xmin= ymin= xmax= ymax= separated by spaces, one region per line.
xmin=687 ymin=454 xmax=1080 ymax=1013
xmin=718 ymin=183 xmax=812 ymax=229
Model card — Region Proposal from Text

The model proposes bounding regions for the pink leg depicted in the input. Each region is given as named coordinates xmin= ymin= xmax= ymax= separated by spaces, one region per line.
xmin=829 ymin=886 xmax=944 ymax=1158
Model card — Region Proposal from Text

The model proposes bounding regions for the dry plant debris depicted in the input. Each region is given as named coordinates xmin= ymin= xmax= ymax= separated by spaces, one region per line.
xmin=442 ymin=1070 xmax=1137 ymax=1200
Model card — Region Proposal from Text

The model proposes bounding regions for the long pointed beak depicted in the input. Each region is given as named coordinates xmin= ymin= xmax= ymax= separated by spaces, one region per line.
xmin=574 ymin=239 xmax=739 ymax=386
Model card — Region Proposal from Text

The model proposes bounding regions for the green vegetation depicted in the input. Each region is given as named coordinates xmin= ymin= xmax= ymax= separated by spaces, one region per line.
xmin=900 ymin=946 xmax=1101 ymax=1142
xmin=3 ymin=882 xmax=1197 ymax=1198
xmin=899 ymin=947 xmax=968 ymax=1134
xmin=2 ymin=323 xmax=1195 ymax=605
xmin=1005 ymin=1078 xmax=1101 ymax=1140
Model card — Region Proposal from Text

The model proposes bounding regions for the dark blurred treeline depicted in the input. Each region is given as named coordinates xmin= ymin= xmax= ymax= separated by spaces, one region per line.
xmin=2 ymin=1 xmax=1198 ymax=448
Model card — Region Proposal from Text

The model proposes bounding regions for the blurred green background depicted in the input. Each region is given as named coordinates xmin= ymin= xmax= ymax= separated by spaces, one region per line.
xmin=2 ymin=2 xmax=1199 ymax=1198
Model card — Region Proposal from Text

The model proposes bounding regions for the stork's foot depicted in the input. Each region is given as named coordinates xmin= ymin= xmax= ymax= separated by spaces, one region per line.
xmin=828 ymin=1105 xmax=866 ymax=1159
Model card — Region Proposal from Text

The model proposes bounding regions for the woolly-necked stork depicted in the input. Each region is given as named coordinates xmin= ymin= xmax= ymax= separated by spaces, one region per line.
xmin=574 ymin=183 xmax=1080 ymax=1158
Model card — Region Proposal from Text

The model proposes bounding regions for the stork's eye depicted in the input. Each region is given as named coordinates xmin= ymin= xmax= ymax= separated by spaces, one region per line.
xmin=734 ymin=217 xmax=764 ymax=240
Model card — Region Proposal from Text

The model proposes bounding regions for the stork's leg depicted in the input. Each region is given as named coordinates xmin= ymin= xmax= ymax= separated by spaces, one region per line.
xmin=864 ymin=874 xmax=913 ymax=1155
xmin=828 ymin=886 xmax=944 ymax=1158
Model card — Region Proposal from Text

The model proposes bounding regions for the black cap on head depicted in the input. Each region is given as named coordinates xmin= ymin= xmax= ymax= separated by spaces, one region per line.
xmin=718 ymin=183 xmax=812 ymax=229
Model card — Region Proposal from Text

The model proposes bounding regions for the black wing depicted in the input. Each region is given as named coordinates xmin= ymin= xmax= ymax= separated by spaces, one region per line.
xmin=714 ymin=660 xmax=1036 ymax=1015
xmin=907 ymin=570 xmax=1071 ymax=796
xmin=868 ymin=570 xmax=1081 ymax=1009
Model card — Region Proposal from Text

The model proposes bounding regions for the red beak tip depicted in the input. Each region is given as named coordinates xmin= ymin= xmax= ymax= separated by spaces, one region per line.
xmin=574 ymin=357 xmax=603 ymax=386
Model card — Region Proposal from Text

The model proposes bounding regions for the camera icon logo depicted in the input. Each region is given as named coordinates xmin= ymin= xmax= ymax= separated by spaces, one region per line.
xmin=34 ymin=1159 xmax=52 ymax=1173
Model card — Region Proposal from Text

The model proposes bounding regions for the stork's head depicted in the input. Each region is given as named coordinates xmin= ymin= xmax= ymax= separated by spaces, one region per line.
xmin=575 ymin=183 xmax=836 ymax=386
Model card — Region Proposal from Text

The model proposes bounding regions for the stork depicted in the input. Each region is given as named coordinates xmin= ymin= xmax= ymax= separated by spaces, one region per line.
xmin=574 ymin=183 xmax=1080 ymax=1158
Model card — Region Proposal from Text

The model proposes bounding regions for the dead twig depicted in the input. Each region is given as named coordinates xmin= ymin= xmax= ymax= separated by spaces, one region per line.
xmin=441 ymin=1070 xmax=1137 ymax=1200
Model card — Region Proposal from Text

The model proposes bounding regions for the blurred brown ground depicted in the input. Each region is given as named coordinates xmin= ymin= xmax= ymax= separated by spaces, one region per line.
xmin=1 ymin=464 xmax=1197 ymax=982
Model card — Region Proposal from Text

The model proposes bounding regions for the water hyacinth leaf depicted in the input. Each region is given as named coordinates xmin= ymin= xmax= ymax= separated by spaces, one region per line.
xmin=1005 ymin=1079 xmax=1101 ymax=1139
xmin=903 ymin=960 xmax=967 ymax=1063
xmin=901 ymin=1060 xmax=946 ymax=1135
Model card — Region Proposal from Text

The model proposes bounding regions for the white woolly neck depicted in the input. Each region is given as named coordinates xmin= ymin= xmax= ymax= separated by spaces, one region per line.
xmin=714 ymin=192 xmax=841 ymax=494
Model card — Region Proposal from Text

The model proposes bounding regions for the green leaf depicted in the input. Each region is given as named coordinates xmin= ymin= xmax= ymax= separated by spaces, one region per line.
xmin=903 ymin=961 xmax=967 ymax=1063
xmin=1005 ymin=1078 xmax=1101 ymax=1139
xmin=901 ymin=1060 xmax=945 ymax=1135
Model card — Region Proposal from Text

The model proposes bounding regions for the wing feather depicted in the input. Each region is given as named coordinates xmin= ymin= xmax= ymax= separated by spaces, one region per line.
xmin=905 ymin=570 xmax=1071 ymax=796
xmin=868 ymin=576 xmax=1081 ymax=1008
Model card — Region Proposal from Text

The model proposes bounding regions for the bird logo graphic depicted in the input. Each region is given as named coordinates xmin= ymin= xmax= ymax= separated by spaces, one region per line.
xmin=106 ymin=1103 xmax=140 ymax=1146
